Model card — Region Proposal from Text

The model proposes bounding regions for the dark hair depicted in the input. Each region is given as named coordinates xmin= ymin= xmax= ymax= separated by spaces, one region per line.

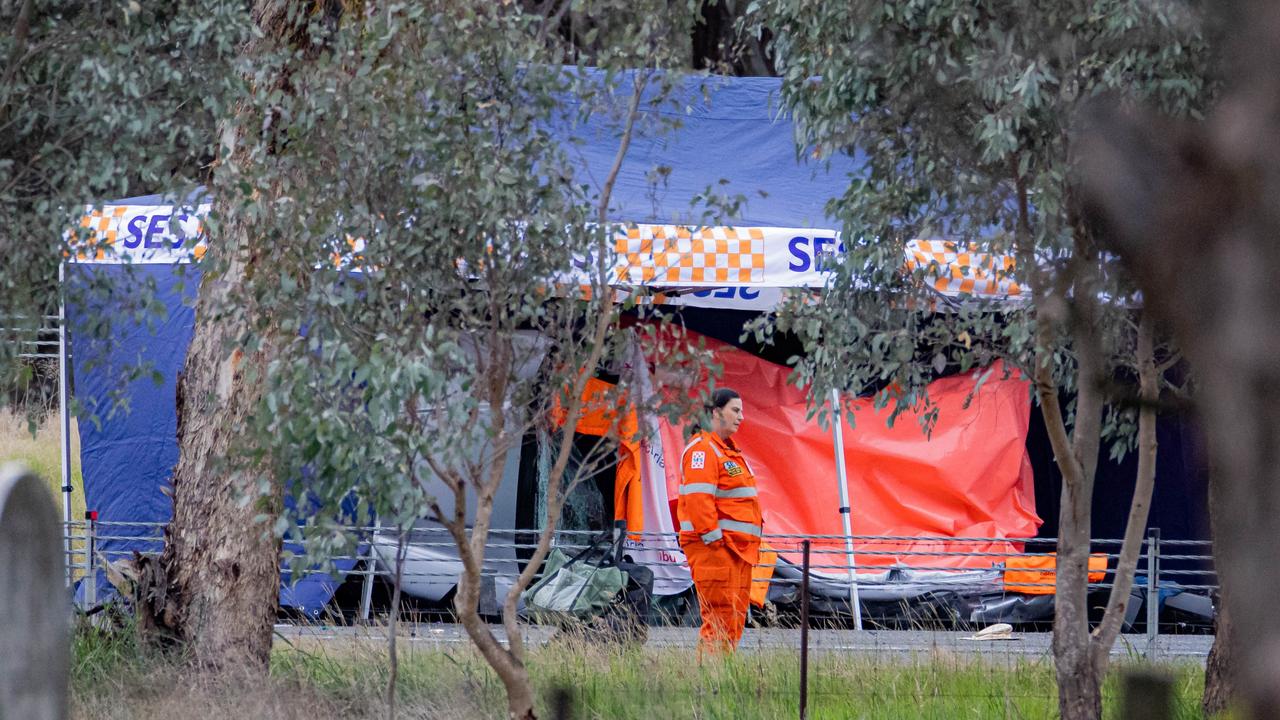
xmin=690 ymin=388 xmax=741 ymax=436
xmin=708 ymin=387 xmax=741 ymax=411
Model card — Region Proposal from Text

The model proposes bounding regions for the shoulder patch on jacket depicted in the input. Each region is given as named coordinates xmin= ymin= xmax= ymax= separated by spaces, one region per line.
xmin=690 ymin=451 xmax=706 ymax=469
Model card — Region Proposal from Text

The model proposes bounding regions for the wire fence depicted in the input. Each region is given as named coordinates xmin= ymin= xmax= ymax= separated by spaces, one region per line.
xmin=61 ymin=519 xmax=1214 ymax=718
xmin=0 ymin=315 xmax=61 ymax=361
xmin=65 ymin=519 xmax=1217 ymax=654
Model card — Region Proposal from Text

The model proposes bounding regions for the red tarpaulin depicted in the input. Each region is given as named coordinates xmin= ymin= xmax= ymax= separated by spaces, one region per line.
xmin=651 ymin=333 xmax=1041 ymax=573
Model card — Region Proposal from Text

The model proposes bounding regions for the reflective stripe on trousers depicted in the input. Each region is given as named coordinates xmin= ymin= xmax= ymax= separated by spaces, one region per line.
xmin=680 ymin=519 xmax=762 ymax=538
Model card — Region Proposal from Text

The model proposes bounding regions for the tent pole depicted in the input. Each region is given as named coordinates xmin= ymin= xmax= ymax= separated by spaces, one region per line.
xmin=58 ymin=261 xmax=73 ymax=588
xmin=830 ymin=388 xmax=862 ymax=630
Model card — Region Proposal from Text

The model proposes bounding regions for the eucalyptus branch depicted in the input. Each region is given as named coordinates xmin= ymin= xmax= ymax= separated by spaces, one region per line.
xmin=1091 ymin=310 xmax=1158 ymax=663
xmin=501 ymin=64 xmax=650 ymax=665
xmin=1156 ymin=349 xmax=1183 ymax=375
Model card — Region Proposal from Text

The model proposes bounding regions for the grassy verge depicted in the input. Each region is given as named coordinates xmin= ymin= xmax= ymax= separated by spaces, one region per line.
xmin=0 ymin=408 xmax=84 ymax=516
xmin=72 ymin=626 xmax=1215 ymax=720
xmin=0 ymin=408 xmax=85 ymax=577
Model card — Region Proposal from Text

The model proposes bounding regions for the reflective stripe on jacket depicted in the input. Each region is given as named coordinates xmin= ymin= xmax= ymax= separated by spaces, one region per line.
xmin=677 ymin=430 xmax=762 ymax=561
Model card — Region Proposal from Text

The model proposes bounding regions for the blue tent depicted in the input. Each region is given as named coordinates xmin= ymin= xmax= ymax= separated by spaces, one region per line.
xmin=554 ymin=69 xmax=862 ymax=227
xmin=67 ymin=68 xmax=863 ymax=614
xmin=68 ymin=67 xmax=1212 ymax=620
xmin=69 ymin=249 xmax=358 ymax=616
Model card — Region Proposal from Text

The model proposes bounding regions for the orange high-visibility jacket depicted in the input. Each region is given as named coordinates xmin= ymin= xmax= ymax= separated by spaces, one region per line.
xmin=677 ymin=430 xmax=763 ymax=564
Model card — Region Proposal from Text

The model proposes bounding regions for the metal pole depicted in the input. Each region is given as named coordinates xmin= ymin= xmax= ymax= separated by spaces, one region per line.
xmin=1146 ymin=527 xmax=1161 ymax=660
xmin=84 ymin=511 xmax=96 ymax=608
xmin=358 ymin=544 xmax=376 ymax=623
xmin=829 ymin=389 xmax=863 ymax=630
xmin=799 ymin=539 xmax=811 ymax=720
xmin=58 ymin=261 xmax=74 ymax=588
xmin=358 ymin=514 xmax=378 ymax=622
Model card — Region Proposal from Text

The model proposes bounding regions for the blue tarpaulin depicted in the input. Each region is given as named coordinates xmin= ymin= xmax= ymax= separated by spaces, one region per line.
xmin=67 ymin=69 xmax=855 ymax=614
xmin=552 ymin=70 xmax=863 ymax=227
xmin=68 ymin=263 xmax=357 ymax=615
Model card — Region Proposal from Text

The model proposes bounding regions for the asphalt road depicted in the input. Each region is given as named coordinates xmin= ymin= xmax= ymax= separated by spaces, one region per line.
xmin=275 ymin=623 xmax=1214 ymax=665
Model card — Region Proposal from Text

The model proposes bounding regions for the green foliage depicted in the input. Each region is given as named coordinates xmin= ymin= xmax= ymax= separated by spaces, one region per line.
xmin=0 ymin=0 xmax=250 ymax=419
xmin=744 ymin=0 xmax=1213 ymax=443
xmin=181 ymin=3 xmax=714 ymax=571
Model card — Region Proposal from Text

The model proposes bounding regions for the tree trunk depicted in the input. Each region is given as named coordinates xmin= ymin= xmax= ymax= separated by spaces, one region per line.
xmin=1090 ymin=312 xmax=1159 ymax=670
xmin=1042 ymin=371 xmax=1103 ymax=720
xmin=1204 ymin=599 xmax=1235 ymax=717
xmin=1048 ymin=251 xmax=1107 ymax=720
xmin=429 ymin=68 xmax=648 ymax=720
xmin=387 ymin=529 xmax=409 ymax=720
xmin=158 ymin=221 xmax=282 ymax=670
xmin=1050 ymin=311 xmax=1159 ymax=720
xmin=143 ymin=0 xmax=303 ymax=672
xmin=1176 ymin=237 xmax=1280 ymax=719
xmin=1076 ymin=3 xmax=1280 ymax=708
xmin=454 ymin=560 xmax=537 ymax=720
xmin=1052 ymin=453 xmax=1104 ymax=720
xmin=1058 ymin=663 xmax=1104 ymax=720
xmin=1014 ymin=175 xmax=1108 ymax=720
xmin=1051 ymin=376 xmax=1101 ymax=718
xmin=1203 ymin=461 xmax=1235 ymax=717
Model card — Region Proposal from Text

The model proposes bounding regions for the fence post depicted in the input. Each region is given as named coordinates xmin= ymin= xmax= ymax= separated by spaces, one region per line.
xmin=57 ymin=263 xmax=74 ymax=595
xmin=63 ymin=521 xmax=75 ymax=589
xmin=800 ymin=539 xmax=811 ymax=720
xmin=1146 ymin=527 xmax=1160 ymax=660
xmin=550 ymin=684 xmax=574 ymax=720
xmin=359 ymin=528 xmax=376 ymax=622
xmin=0 ymin=463 xmax=70 ymax=720
xmin=84 ymin=511 xmax=97 ymax=608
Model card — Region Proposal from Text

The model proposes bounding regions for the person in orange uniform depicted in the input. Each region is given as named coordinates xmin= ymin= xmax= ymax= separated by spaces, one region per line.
xmin=678 ymin=387 xmax=762 ymax=655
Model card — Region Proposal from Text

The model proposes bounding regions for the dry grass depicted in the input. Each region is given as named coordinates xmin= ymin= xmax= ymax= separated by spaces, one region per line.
xmin=73 ymin=666 xmax=358 ymax=720
xmin=1 ymin=408 xmax=86 ymax=579
xmin=0 ymin=407 xmax=84 ymax=520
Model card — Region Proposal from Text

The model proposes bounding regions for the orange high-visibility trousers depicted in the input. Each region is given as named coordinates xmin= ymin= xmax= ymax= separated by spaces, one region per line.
xmin=683 ymin=539 xmax=755 ymax=655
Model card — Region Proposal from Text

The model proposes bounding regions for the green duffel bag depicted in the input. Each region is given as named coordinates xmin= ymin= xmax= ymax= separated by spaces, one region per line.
xmin=522 ymin=535 xmax=627 ymax=626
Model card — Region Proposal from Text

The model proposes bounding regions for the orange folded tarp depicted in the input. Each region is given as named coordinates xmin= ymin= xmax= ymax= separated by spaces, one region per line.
xmin=751 ymin=545 xmax=778 ymax=607
xmin=1003 ymin=554 xmax=1108 ymax=594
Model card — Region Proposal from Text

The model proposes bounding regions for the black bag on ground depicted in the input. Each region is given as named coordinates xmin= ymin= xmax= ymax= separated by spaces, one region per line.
xmin=598 ymin=556 xmax=653 ymax=644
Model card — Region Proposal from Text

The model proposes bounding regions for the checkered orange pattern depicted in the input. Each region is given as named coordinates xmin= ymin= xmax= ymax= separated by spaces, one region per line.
xmin=67 ymin=205 xmax=208 ymax=261
xmin=613 ymin=225 xmax=765 ymax=284
xmin=905 ymin=239 xmax=1022 ymax=298
xmin=69 ymin=206 xmax=129 ymax=260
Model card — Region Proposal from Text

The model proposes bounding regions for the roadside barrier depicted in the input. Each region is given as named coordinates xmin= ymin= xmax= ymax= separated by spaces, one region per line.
xmin=63 ymin=520 xmax=1217 ymax=656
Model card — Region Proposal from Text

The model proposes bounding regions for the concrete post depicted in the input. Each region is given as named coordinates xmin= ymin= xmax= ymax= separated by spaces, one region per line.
xmin=0 ymin=463 xmax=69 ymax=720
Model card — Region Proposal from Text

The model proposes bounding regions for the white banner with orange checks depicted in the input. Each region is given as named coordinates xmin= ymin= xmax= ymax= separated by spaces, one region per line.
xmin=612 ymin=225 xmax=767 ymax=285
xmin=903 ymin=239 xmax=1023 ymax=299
xmin=66 ymin=203 xmax=209 ymax=264
xmin=66 ymin=205 xmax=1025 ymax=304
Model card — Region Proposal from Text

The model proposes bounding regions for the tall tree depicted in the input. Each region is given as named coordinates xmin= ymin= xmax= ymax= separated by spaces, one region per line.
xmin=0 ymin=0 xmax=246 ymax=416
xmin=146 ymin=2 xmax=708 ymax=717
xmin=1077 ymin=3 xmax=1280 ymax=717
xmin=747 ymin=2 xmax=1211 ymax=718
